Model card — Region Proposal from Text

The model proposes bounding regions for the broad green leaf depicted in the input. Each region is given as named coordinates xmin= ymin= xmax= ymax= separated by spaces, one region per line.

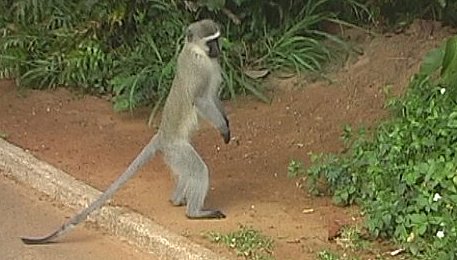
xmin=200 ymin=0 xmax=225 ymax=11
xmin=417 ymin=224 xmax=427 ymax=235
xmin=447 ymin=117 xmax=457 ymax=128
xmin=409 ymin=213 xmax=427 ymax=224
xmin=419 ymin=45 xmax=445 ymax=76
xmin=440 ymin=36 xmax=457 ymax=81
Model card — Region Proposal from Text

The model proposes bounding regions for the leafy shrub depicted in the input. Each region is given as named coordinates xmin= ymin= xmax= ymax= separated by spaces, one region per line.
xmin=0 ymin=0 xmax=369 ymax=111
xmin=291 ymin=36 xmax=457 ymax=257
xmin=208 ymin=226 xmax=274 ymax=260
xmin=1 ymin=0 xmax=455 ymax=112
xmin=0 ymin=0 xmax=188 ymax=111
xmin=362 ymin=0 xmax=457 ymax=27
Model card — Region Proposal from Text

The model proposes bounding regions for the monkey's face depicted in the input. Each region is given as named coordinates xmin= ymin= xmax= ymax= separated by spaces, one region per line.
xmin=187 ymin=19 xmax=221 ymax=59
xmin=206 ymin=38 xmax=220 ymax=58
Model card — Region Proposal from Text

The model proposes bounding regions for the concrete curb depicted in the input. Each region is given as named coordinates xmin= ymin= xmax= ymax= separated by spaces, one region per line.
xmin=0 ymin=139 xmax=227 ymax=260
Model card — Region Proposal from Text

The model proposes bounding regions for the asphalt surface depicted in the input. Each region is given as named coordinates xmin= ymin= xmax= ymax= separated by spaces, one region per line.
xmin=0 ymin=175 xmax=153 ymax=260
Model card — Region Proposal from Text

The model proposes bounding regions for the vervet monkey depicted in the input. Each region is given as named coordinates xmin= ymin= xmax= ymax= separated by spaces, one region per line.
xmin=21 ymin=19 xmax=230 ymax=245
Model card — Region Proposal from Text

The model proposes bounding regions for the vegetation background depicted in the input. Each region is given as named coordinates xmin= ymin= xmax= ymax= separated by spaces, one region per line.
xmin=1 ymin=0 xmax=457 ymax=258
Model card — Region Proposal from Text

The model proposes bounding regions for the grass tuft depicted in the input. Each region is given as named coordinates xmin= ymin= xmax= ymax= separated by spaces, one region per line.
xmin=207 ymin=226 xmax=274 ymax=260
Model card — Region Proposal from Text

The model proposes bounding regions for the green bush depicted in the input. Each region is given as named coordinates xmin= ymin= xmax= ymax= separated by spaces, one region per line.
xmin=291 ymin=36 xmax=457 ymax=258
xmin=0 ymin=0 xmax=369 ymax=111
xmin=1 ymin=0 xmax=455 ymax=111
xmin=0 ymin=0 xmax=187 ymax=111
xmin=365 ymin=0 xmax=457 ymax=27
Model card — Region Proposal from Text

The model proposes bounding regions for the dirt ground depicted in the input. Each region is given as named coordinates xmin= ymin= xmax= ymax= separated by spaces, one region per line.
xmin=0 ymin=21 xmax=454 ymax=259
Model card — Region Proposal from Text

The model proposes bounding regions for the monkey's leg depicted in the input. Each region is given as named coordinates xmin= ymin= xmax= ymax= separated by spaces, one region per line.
xmin=165 ymin=143 xmax=226 ymax=219
xmin=164 ymin=146 xmax=188 ymax=207
xmin=169 ymin=173 xmax=187 ymax=207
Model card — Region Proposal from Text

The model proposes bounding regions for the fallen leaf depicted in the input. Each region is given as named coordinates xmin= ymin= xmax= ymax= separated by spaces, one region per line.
xmin=302 ymin=208 xmax=314 ymax=214
xmin=390 ymin=248 xmax=405 ymax=256
xmin=244 ymin=69 xmax=269 ymax=79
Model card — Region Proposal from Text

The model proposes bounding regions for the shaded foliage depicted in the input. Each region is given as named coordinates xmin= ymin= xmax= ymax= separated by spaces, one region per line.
xmin=0 ymin=0 xmax=368 ymax=111
xmin=0 ymin=0 xmax=455 ymax=111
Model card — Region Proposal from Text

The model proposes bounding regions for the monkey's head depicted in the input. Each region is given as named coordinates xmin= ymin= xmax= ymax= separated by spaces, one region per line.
xmin=186 ymin=19 xmax=221 ymax=58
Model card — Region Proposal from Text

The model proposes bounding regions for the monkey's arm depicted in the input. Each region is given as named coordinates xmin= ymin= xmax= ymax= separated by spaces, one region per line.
xmin=195 ymin=98 xmax=230 ymax=144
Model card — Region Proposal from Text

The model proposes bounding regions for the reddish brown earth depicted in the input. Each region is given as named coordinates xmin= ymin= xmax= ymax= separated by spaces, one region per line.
xmin=0 ymin=21 xmax=454 ymax=259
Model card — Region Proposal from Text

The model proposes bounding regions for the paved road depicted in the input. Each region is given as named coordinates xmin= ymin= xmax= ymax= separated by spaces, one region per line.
xmin=0 ymin=175 xmax=153 ymax=260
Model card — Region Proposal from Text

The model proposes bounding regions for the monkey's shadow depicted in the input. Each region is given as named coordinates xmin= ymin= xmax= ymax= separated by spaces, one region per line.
xmin=206 ymin=176 xmax=253 ymax=212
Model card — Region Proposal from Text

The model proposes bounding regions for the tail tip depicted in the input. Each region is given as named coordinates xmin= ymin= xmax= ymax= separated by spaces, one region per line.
xmin=20 ymin=236 xmax=52 ymax=245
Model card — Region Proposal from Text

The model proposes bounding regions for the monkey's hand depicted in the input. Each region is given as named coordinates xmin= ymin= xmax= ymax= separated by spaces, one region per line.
xmin=194 ymin=98 xmax=230 ymax=144
xmin=221 ymin=116 xmax=230 ymax=144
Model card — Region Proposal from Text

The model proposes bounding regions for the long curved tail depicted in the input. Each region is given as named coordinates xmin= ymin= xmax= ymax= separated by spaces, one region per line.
xmin=21 ymin=135 xmax=161 ymax=244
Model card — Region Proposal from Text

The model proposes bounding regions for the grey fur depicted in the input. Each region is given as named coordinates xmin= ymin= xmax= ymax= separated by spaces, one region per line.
xmin=21 ymin=19 xmax=229 ymax=245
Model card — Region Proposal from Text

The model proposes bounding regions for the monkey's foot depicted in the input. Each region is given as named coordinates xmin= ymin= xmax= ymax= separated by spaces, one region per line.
xmin=170 ymin=198 xmax=187 ymax=207
xmin=186 ymin=209 xmax=226 ymax=219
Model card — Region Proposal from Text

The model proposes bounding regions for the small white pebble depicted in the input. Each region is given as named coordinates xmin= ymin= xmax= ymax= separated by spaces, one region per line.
xmin=302 ymin=208 xmax=314 ymax=214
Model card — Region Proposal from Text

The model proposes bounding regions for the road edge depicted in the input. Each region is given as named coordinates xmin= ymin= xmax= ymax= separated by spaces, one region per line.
xmin=0 ymin=138 xmax=227 ymax=260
